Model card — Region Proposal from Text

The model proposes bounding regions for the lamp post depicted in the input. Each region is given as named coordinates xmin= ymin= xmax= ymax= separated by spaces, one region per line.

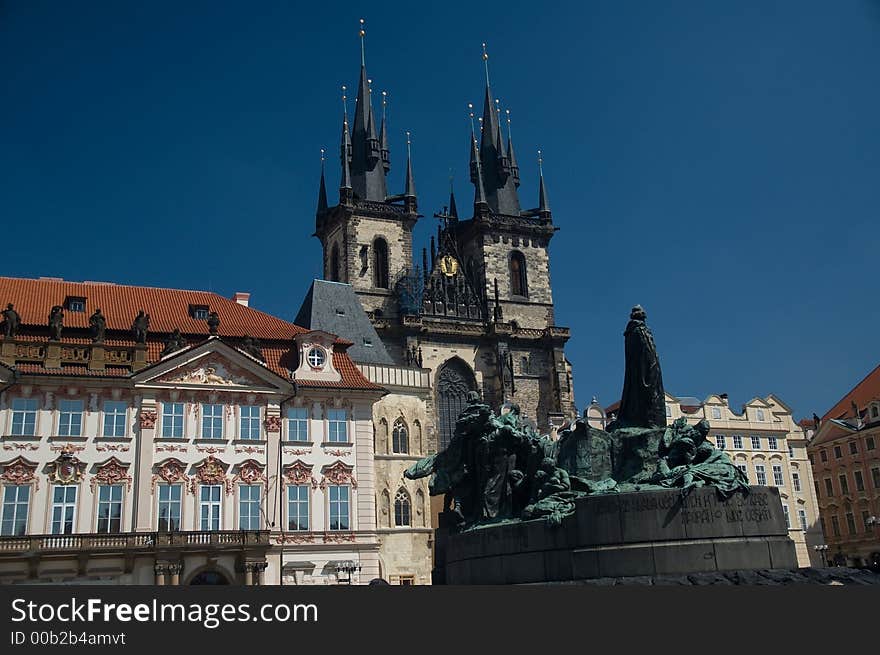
xmin=814 ymin=544 xmax=829 ymax=567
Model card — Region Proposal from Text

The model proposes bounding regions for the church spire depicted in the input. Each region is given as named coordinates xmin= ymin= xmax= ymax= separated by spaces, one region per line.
xmin=448 ymin=175 xmax=459 ymax=219
xmin=379 ymin=90 xmax=390 ymax=172
xmin=404 ymin=131 xmax=417 ymax=212
xmin=339 ymin=86 xmax=353 ymax=203
xmin=469 ymin=104 xmax=488 ymax=211
xmin=317 ymin=148 xmax=328 ymax=213
xmin=349 ymin=19 xmax=388 ymax=202
xmin=538 ymin=149 xmax=551 ymax=217
xmin=506 ymin=109 xmax=520 ymax=188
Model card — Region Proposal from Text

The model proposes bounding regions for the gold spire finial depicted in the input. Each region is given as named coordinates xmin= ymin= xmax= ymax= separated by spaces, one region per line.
xmin=538 ymin=149 xmax=544 ymax=175
xmin=406 ymin=130 xmax=412 ymax=158
xmin=359 ymin=18 xmax=366 ymax=66
xmin=341 ymin=85 xmax=348 ymax=123
xmin=321 ymin=147 xmax=326 ymax=163
xmin=482 ymin=42 xmax=490 ymax=87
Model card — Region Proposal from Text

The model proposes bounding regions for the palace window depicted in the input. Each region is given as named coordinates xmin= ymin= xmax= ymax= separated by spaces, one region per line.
xmin=798 ymin=508 xmax=807 ymax=531
xmin=782 ymin=504 xmax=790 ymax=528
xmin=846 ymin=512 xmax=856 ymax=534
xmin=10 ymin=398 xmax=38 ymax=436
xmin=849 ymin=441 xmax=858 ymax=455
xmin=199 ymin=485 xmax=222 ymax=531
xmin=509 ymin=251 xmax=528 ymax=297
xmin=201 ymin=404 xmax=224 ymax=439
xmin=239 ymin=405 xmax=261 ymax=440
xmin=792 ymin=471 xmax=801 ymax=492
xmin=715 ymin=435 xmax=726 ymax=449
xmin=866 ymin=437 xmax=876 ymax=450
xmin=820 ymin=449 xmax=828 ymax=462
xmin=287 ymin=486 xmax=309 ymax=531
xmin=162 ymin=402 xmax=185 ymax=438
xmin=238 ymin=485 xmax=261 ymax=530
xmin=732 ymin=435 xmax=743 ymax=449
xmin=1 ymin=485 xmax=30 ymax=536
xmin=831 ymin=515 xmax=840 ymax=537
xmin=394 ymin=489 xmax=411 ymax=527
xmin=327 ymin=409 xmax=348 ymax=443
xmin=58 ymin=400 xmax=83 ymax=437
xmin=854 ymin=470 xmax=865 ymax=492
xmin=750 ymin=436 xmax=761 ymax=450
xmin=839 ymin=474 xmax=849 ymax=495
xmin=824 ymin=478 xmax=833 ymax=496
xmin=834 ymin=445 xmax=842 ymax=459
xmin=872 ymin=467 xmax=880 ymax=488
xmin=755 ymin=464 xmax=767 ymax=486
xmin=287 ymin=407 xmax=309 ymax=442
xmin=51 ymin=486 xmax=77 ymax=535
xmin=772 ymin=464 xmax=784 ymax=486
xmin=736 ymin=463 xmax=748 ymax=480
xmin=157 ymin=484 xmax=182 ymax=531
xmin=328 ymin=485 xmax=350 ymax=530
xmin=768 ymin=437 xmax=778 ymax=451
xmin=392 ymin=419 xmax=409 ymax=454
xmin=102 ymin=401 xmax=128 ymax=438
xmin=373 ymin=238 xmax=389 ymax=289
xmin=96 ymin=485 xmax=123 ymax=534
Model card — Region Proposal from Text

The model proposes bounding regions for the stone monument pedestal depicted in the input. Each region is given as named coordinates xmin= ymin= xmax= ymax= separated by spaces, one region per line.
xmin=442 ymin=486 xmax=797 ymax=584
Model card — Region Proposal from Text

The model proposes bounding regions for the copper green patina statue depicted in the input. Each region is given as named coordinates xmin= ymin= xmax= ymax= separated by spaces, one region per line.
xmin=405 ymin=306 xmax=749 ymax=530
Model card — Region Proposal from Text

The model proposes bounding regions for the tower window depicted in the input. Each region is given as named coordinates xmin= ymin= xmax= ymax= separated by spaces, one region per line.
xmin=509 ymin=251 xmax=528 ymax=297
xmin=330 ymin=243 xmax=341 ymax=282
xmin=373 ymin=238 xmax=389 ymax=289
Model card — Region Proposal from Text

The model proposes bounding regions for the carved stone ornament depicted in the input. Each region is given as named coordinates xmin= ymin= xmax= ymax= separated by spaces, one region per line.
xmin=151 ymin=458 xmax=188 ymax=492
xmin=264 ymin=415 xmax=282 ymax=433
xmin=319 ymin=460 xmax=357 ymax=489
xmin=191 ymin=455 xmax=232 ymax=495
xmin=140 ymin=409 xmax=158 ymax=429
xmin=0 ymin=457 xmax=39 ymax=490
xmin=282 ymin=460 xmax=317 ymax=488
xmin=47 ymin=447 xmax=85 ymax=485
xmin=90 ymin=457 xmax=132 ymax=492
xmin=233 ymin=459 xmax=267 ymax=486
xmin=164 ymin=361 xmax=253 ymax=387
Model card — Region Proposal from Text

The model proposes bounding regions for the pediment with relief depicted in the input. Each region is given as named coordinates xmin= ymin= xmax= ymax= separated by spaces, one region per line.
xmin=156 ymin=358 xmax=264 ymax=387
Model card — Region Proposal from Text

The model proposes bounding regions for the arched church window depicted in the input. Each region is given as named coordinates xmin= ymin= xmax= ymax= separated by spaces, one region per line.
xmin=392 ymin=418 xmax=408 ymax=454
xmin=394 ymin=489 xmax=411 ymax=527
xmin=436 ymin=358 xmax=477 ymax=450
xmin=510 ymin=251 xmax=528 ymax=297
xmin=330 ymin=243 xmax=340 ymax=282
xmin=373 ymin=238 xmax=389 ymax=289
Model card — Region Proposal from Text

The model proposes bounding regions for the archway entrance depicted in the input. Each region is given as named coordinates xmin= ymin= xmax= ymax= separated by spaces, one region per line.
xmin=436 ymin=358 xmax=477 ymax=450
xmin=189 ymin=570 xmax=230 ymax=585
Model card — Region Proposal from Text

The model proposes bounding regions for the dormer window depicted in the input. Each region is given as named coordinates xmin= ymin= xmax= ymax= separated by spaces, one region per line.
xmin=189 ymin=304 xmax=209 ymax=320
xmin=362 ymin=338 xmax=373 ymax=347
xmin=306 ymin=347 xmax=326 ymax=369
xmin=65 ymin=296 xmax=86 ymax=313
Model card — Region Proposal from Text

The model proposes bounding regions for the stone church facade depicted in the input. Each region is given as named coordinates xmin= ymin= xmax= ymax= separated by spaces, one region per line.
xmin=308 ymin=30 xmax=578 ymax=582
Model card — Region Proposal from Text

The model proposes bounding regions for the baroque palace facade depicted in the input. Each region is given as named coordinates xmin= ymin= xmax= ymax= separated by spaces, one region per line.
xmin=0 ymin=276 xmax=386 ymax=585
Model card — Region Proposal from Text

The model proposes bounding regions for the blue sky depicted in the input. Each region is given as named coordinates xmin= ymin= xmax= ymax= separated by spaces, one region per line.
xmin=2 ymin=1 xmax=879 ymax=419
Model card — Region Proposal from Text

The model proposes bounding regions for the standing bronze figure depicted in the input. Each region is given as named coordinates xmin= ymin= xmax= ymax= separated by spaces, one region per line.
xmin=1 ymin=303 xmax=20 ymax=338
xmin=131 ymin=310 xmax=150 ymax=344
xmin=89 ymin=308 xmax=106 ymax=343
xmin=615 ymin=305 xmax=666 ymax=429
xmin=48 ymin=305 xmax=64 ymax=341
xmin=206 ymin=311 xmax=220 ymax=335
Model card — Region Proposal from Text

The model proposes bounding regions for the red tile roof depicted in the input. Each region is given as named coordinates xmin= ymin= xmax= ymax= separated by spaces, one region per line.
xmin=821 ymin=363 xmax=880 ymax=422
xmin=0 ymin=277 xmax=381 ymax=391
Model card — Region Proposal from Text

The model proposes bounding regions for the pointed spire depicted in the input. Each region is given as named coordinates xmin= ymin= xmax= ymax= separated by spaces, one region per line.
xmin=349 ymin=18 xmax=387 ymax=202
xmin=448 ymin=174 xmax=459 ymax=219
xmin=317 ymin=148 xmax=328 ymax=213
xmin=538 ymin=150 xmax=551 ymax=216
xmin=404 ymin=131 xmax=416 ymax=212
xmin=339 ymin=86 xmax=353 ymax=202
xmin=468 ymin=105 xmax=488 ymax=210
xmin=506 ymin=109 xmax=519 ymax=187
xmin=379 ymin=90 xmax=390 ymax=172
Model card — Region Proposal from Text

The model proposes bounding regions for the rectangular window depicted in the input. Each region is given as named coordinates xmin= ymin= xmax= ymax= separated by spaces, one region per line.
xmin=772 ymin=464 xmax=785 ymax=486
xmin=854 ymin=470 xmax=865 ymax=492
xmin=831 ymin=515 xmax=840 ymax=537
xmin=736 ymin=463 xmax=748 ymax=480
xmin=732 ymin=435 xmax=743 ymax=449
xmin=755 ymin=465 xmax=767 ymax=486
xmin=782 ymin=503 xmax=790 ymax=528
xmin=239 ymin=406 xmax=261 ymax=440
xmin=157 ymin=484 xmax=182 ymax=531
xmin=872 ymin=467 xmax=880 ymax=488
xmin=1 ymin=485 xmax=30 ymax=536
xmin=199 ymin=485 xmax=222 ymax=531
xmin=10 ymin=398 xmax=38 ymax=436
xmin=839 ymin=474 xmax=849 ymax=495
xmin=102 ymin=401 xmax=128 ymax=437
xmin=788 ymin=445 xmax=795 ymax=459
xmin=849 ymin=441 xmax=858 ymax=455
xmin=201 ymin=404 xmax=224 ymax=439
xmin=238 ymin=484 xmax=261 ymax=530
xmin=862 ymin=510 xmax=871 ymax=529
xmin=756 ymin=409 xmax=765 ymax=421
xmin=814 ymin=480 xmax=820 ymax=497
xmin=328 ymin=485 xmax=350 ymax=530
xmin=162 ymin=402 xmax=185 ymax=438
xmin=798 ymin=509 xmax=807 ymax=532
xmin=846 ymin=512 xmax=856 ymax=535
xmin=287 ymin=485 xmax=310 ymax=531
xmin=711 ymin=407 xmax=722 ymax=419
xmin=866 ymin=436 xmax=876 ymax=450
xmin=96 ymin=485 xmax=123 ymax=533
xmin=820 ymin=450 xmax=828 ymax=462
xmin=665 ymin=404 xmax=672 ymax=418
xmin=51 ymin=486 xmax=77 ymax=535
xmin=768 ymin=437 xmax=778 ymax=451
xmin=715 ymin=435 xmax=726 ymax=449
xmin=824 ymin=478 xmax=833 ymax=497
xmin=327 ymin=409 xmax=348 ymax=443
xmin=750 ymin=436 xmax=761 ymax=450
xmin=834 ymin=445 xmax=842 ymax=459
xmin=57 ymin=399 xmax=83 ymax=437
xmin=287 ymin=407 xmax=309 ymax=442
xmin=792 ymin=471 xmax=801 ymax=492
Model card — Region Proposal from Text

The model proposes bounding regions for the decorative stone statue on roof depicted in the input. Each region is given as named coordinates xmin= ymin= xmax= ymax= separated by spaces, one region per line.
xmin=89 ymin=308 xmax=106 ymax=343
xmin=241 ymin=335 xmax=263 ymax=360
xmin=48 ymin=305 xmax=64 ymax=341
xmin=611 ymin=305 xmax=666 ymax=430
xmin=132 ymin=310 xmax=150 ymax=344
xmin=207 ymin=311 xmax=220 ymax=335
xmin=1 ymin=303 xmax=20 ymax=338
xmin=161 ymin=329 xmax=187 ymax=357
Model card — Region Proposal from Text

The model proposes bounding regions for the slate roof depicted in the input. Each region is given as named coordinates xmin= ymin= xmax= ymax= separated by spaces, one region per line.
xmin=294 ymin=280 xmax=393 ymax=365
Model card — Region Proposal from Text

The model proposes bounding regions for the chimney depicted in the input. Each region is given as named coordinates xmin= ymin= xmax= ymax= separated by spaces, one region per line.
xmin=232 ymin=292 xmax=250 ymax=307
